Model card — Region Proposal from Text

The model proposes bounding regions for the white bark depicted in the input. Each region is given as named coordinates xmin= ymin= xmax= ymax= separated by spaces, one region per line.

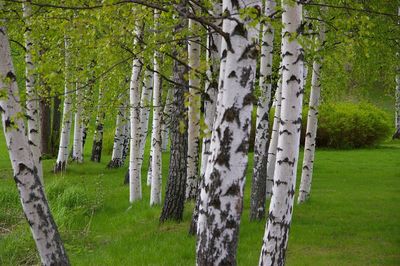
xmin=250 ymin=0 xmax=276 ymax=220
xmin=22 ymin=0 xmax=43 ymax=181
xmin=55 ymin=36 xmax=73 ymax=173
xmin=186 ymin=17 xmax=201 ymax=200
xmin=150 ymin=10 xmax=162 ymax=206
xmin=298 ymin=16 xmax=326 ymax=204
xmin=259 ymin=1 xmax=304 ymax=264
xmin=0 ymin=22 xmax=70 ymax=265
xmin=196 ymin=0 xmax=261 ymax=264
xmin=138 ymin=70 xmax=153 ymax=180
xmin=161 ymin=86 xmax=173 ymax=151
xmin=395 ymin=7 xmax=400 ymax=134
xmin=265 ymin=68 xmax=282 ymax=199
xmin=129 ymin=26 xmax=143 ymax=203
xmin=72 ymin=83 xmax=83 ymax=163
xmin=108 ymin=104 xmax=125 ymax=168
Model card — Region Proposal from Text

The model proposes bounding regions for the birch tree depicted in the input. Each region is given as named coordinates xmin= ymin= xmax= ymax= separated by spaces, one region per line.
xmin=265 ymin=68 xmax=282 ymax=199
xmin=186 ymin=16 xmax=201 ymax=200
xmin=394 ymin=7 xmax=400 ymax=139
xmin=150 ymin=10 xmax=162 ymax=205
xmin=91 ymin=85 xmax=105 ymax=162
xmin=107 ymin=103 xmax=126 ymax=168
xmin=250 ymin=0 xmax=276 ymax=221
xmin=54 ymin=36 xmax=73 ymax=173
xmin=22 ymin=0 xmax=43 ymax=181
xmin=298 ymin=17 xmax=326 ymax=204
xmin=71 ymin=83 xmax=84 ymax=163
xmin=0 ymin=21 xmax=70 ymax=265
xmin=259 ymin=0 xmax=304 ymax=264
xmin=129 ymin=25 xmax=144 ymax=203
xmin=160 ymin=10 xmax=188 ymax=222
xmin=196 ymin=0 xmax=261 ymax=263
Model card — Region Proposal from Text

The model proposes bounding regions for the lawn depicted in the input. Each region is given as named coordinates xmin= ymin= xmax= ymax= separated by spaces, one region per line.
xmin=0 ymin=126 xmax=399 ymax=265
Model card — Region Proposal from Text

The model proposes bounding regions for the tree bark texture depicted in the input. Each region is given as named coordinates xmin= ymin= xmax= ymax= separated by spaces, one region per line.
xmin=196 ymin=0 xmax=261 ymax=264
xmin=0 ymin=23 xmax=70 ymax=266
xmin=250 ymin=0 xmax=276 ymax=221
xmin=259 ymin=1 xmax=304 ymax=264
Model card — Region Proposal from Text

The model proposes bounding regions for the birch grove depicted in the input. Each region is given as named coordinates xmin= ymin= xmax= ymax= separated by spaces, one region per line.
xmin=0 ymin=22 xmax=70 ymax=265
xmin=259 ymin=1 xmax=304 ymax=264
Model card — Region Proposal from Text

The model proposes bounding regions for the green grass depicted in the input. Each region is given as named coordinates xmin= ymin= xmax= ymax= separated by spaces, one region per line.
xmin=0 ymin=125 xmax=399 ymax=265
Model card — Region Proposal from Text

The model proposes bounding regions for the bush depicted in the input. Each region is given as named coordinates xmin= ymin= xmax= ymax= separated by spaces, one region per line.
xmin=316 ymin=102 xmax=391 ymax=148
xmin=249 ymin=102 xmax=391 ymax=150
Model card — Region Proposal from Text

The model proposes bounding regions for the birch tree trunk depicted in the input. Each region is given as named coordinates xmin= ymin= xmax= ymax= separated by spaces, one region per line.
xmin=91 ymin=85 xmax=105 ymax=162
xmin=186 ymin=17 xmax=201 ymax=200
xmin=298 ymin=20 xmax=326 ymax=204
xmin=22 ymin=0 xmax=43 ymax=181
xmin=129 ymin=25 xmax=143 ymax=203
xmin=161 ymin=86 xmax=172 ymax=151
xmin=0 ymin=22 xmax=70 ymax=265
xmin=160 ymin=11 xmax=188 ymax=222
xmin=250 ymin=0 xmax=276 ymax=221
xmin=107 ymin=104 xmax=126 ymax=168
xmin=265 ymin=68 xmax=282 ymax=199
xmin=196 ymin=0 xmax=261 ymax=264
xmin=54 ymin=36 xmax=73 ymax=173
xmin=72 ymin=83 xmax=83 ymax=163
xmin=150 ymin=10 xmax=162 ymax=206
xmin=259 ymin=1 xmax=304 ymax=264
xmin=394 ymin=7 xmax=400 ymax=139
xmin=138 ymin=70 xmax=153 ymax=180
xmin=189 ymin=1 xmax=222 ymax=235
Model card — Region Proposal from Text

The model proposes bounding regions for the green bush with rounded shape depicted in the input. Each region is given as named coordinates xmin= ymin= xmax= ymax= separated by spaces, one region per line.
xmin=316 ymin=102 xmax=391 ymax=148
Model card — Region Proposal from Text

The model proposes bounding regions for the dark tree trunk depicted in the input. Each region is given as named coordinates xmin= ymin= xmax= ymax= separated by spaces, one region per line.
xmin=160 ymin=14 xmax=188 ymax=222
xmin=91 ymin=118 xmax=104 ymax=162
xmin=51 ymin=95 xmax=61 ymax=157
xmin=40 ymin=97 xmax=51 ymax=156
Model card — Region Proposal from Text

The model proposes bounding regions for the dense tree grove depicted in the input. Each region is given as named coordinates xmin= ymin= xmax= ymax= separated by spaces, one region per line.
xmin=0 ymin=0 xmax=398 ymax=265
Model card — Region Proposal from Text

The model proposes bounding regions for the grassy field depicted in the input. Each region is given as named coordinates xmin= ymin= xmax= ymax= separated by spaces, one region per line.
xmin=0 ymin=126 xmax=399 ymax=265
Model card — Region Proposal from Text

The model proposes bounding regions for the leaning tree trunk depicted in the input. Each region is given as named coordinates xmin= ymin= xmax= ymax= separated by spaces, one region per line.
xmin=265 ymin=67 xmax=282 ymax=199
xmin=54 ymin=36 xmax=73 ymax=173
xmin=196 ymin=0 xmax=261 ymax=264
xmin=298 ymin=19 xmax=326 ymax=204
xmin=72 ymin=83 xmax=83 ymax=163
xmin=91 ymin=85 xmax=105 ymax=162
xmin=22 ymin=0 xmax=43 ymax=181
xmin=189 ymin=1 xmax=222 ymax=236
xmin=150 ymin=10 xmax=163 ymax=206
xmin=107 ymin=103 xmax=126 ymax=168
xmin=128 ymin=25 xmax=144 ymax=203
xmin=250 ymin=0 xmax=276 ymax=221
xmin=0 ymin=22 xmax=70 ymax=265
xmin=259 ymin=1 xmax=304 ymax=264
xmin=159 ymin=12 xmax=188 ymax=222
xmin=51 ymin=95 xmax=61 ymax=157
xmin=186 ymin=17 xmax=201 ymax=200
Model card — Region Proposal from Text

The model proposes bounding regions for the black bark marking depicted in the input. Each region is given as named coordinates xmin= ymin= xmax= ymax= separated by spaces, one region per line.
xmin=228 ymin=71 xmax=237 ymax=79
xmin=6 ymin=71 xmax=17 ymax=82
xmin=239 ymin=67 xmax=252 ymax=88
xmin=243 ymin=93 xmax=256 ymax=106
xmin=286 ymin=75 xmax=301 ymax=84
xmin=232 ymin=23 xmax=247 ymax=38
xmin=222 ymin=107 xmax=240 ymax=126
xmin=215 ymin=127 xmax=233 ymax=169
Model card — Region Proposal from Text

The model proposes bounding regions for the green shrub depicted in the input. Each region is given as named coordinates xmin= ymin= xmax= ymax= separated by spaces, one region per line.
xmin=249 ymin=102 xmax=391 ymax=150
xmin=316 ymin=102 xmax=391 ymax=148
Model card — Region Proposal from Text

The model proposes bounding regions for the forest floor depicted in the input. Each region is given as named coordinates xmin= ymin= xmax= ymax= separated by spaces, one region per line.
xmin=0 ymin=129 xmax=399 ymax=265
